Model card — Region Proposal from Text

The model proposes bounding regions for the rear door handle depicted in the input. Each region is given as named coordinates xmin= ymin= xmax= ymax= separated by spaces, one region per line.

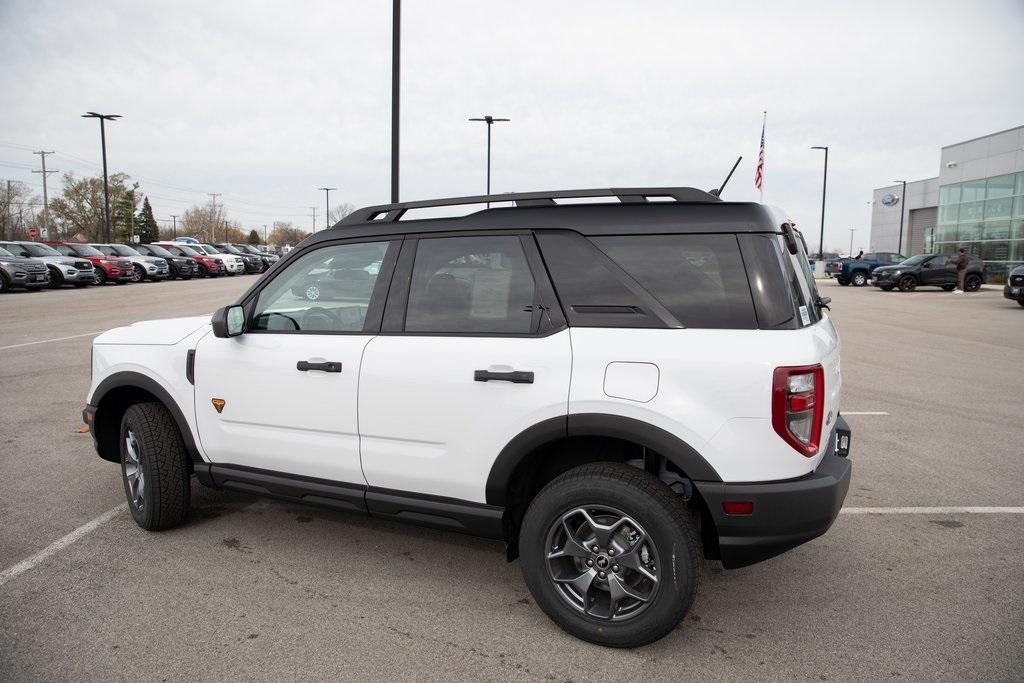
xmin=297 ymin=360 xmax=342 ymax=373
xmin=474 ymin=370 xmax=534 ymax=384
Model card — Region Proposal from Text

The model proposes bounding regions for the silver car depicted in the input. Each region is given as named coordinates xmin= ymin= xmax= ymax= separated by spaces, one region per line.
xmin=0 ymin=241 xmax=94 ymax=288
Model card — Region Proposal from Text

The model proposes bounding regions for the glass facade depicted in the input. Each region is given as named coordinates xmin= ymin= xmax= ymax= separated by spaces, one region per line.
xmin=930 ymin=172 xmax=1024 ymax=281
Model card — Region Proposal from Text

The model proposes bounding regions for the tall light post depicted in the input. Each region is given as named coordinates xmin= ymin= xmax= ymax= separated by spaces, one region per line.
xmin=319 ymin=187 xmax=336 ymax=230
xmin=811 ymin=146 xmax=829 ymax=259
xmin=391 ymin=0 xmax=400 ymax=203
xmin=892 ymin=179 xmax=907 ymax=254
xmin=848 ymin=227 xmax=856 ymax=257
xmin=81 ymin=112 xmax=121 ymax=243
xmin=468 ymin=115 xmax=510 ymax=206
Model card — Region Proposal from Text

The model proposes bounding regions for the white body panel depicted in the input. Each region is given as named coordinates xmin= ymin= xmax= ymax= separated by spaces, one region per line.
xmin=358 ymin=331 xmax=572 ymax=502
xmin=192 ymin=332 xmax=371 ymax=483
xmin=567 ymin=318 xmax=840 ymax=483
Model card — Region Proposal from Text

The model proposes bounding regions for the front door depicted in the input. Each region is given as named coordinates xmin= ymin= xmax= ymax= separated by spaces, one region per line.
xmin=193 ymin=239 xmax=397 ymax=483
xmin=359 ymin=234 xmax=571 ymax=503
xmin=920 ymin=255 xmax=952 ymax=285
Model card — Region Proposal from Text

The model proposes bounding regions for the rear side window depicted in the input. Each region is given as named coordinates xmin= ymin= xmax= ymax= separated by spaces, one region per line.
xmin=405 ymin=235 xmax=536 ymax=334
xmin=590 ymin=234 xmax=757 ymax=329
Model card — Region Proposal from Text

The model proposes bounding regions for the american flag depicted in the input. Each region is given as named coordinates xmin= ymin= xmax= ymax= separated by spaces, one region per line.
xmin=754 ymin=113 xmax=766 ymax=191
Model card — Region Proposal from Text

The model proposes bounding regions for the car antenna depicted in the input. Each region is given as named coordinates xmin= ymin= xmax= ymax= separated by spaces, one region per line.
xmin=709 ymin=156 xmax=742 ymax=197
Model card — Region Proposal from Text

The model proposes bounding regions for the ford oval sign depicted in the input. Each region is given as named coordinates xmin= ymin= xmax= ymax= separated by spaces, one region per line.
xmin=881 ymin=193 xmax=900 ymax=207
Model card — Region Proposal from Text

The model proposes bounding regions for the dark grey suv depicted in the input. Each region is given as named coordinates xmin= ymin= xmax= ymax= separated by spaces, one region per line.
xmin=0 ymin=246 xmax=49 ymax=292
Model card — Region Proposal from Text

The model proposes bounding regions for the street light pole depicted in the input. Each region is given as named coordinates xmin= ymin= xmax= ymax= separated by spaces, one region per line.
xmin=811 ymin=146 xmax=829 ymax=259
xmin=81 ymin=112 xmax=122 ymax=243
xmin=468 ymin=116 xmax=510 ymax=207
xmin=319 ymin=187 xmax=336 ymax=230
xmin=848 ymin=227 xmax=856 ymax=257
xmin=391 ymin=0 xmax=400 ymax=203
xmin=893 ymin=179 xmax=907 ymax=254
xmin=170 ymin=214 xmax=178 ymax=239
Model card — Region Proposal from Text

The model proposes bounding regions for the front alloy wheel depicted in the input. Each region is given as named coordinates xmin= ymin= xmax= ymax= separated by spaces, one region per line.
xmin=94 ymin=268 xmax=107 ymax=285
xmin=305 ymin=284 xmax=321 ymax=301
xmin=131 ymin=264 xmax=145 ymax=283
xmin=124 ymin=428 xmax=146 ymax=511
xmin=964 ymin=274 xmax=982 ymax=292
xmin=852 ymin=271 xmax=868 ymax=287
xmin=898 ymin=275 xmax=917 ymax=292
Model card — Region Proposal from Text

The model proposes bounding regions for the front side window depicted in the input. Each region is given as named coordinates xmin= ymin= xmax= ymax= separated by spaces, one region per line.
xmin=405 ymin=235 xmax=536 ymax=334
xmin=93 ymin=245 xmax=117 ymax=256
xmin=251 ymin=241 xmax=391 ymax=333
xmin=112 ymin=245 xmax=141 ymax=257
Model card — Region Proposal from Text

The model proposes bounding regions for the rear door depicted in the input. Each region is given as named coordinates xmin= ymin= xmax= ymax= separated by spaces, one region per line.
xmin=193 ymin=238 xmax=398 ymax=483
xmin=358 ymin=232 xmax=571 ymax=503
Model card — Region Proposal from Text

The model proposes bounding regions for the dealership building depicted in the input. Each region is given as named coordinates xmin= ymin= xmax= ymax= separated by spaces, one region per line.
xmin=870 ymin=125 xmax=1024 ymax=280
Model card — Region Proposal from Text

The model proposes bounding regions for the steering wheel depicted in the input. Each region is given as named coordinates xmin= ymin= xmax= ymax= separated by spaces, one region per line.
xmin=300 ymin=306 xmax=340 ymax=331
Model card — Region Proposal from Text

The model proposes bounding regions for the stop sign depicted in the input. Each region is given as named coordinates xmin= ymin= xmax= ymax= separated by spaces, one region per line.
xmin=27 ymin=227 xmax=38 ymax=240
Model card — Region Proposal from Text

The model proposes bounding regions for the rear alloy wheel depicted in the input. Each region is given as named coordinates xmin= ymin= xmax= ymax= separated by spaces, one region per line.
xmin=898 ymin=275 xmax=917 ymax=292
xmin=852 ymin=271 xmax=868 ymax=287
xmin=93 ymin=268 xmax=107 ymax=285
xmin=520 ymin=463 xmax=699 ymax=648
xmin=305 ymin=284 xmax=321 ymax=301
xmin=120 ymin=402 xmax=191 ymax=531
xmin=964 ymin=274 xmax=982 ymax=292
xmin=837 ymin=278 xmax=850 ymax=286
xmin=131 ymin=264 xmax=145 ymax=283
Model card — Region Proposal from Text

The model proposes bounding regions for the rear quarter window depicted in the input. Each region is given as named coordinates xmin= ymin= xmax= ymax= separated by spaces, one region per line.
xmin=590 ymin=234 xmax=757 ymax=329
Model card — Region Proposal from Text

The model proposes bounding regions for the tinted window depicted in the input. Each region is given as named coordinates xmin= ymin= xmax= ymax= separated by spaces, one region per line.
xmin=591 ymin=234 xmax=757 ymax=329
xmin=405 ymin=235 xmax=535 ymax=334
xmin=536 ymin=231 xmax=665 ymax=328
xmin=252 ymin=241 xmax=391 ymax=333
xmin=1 ymin=243 xmax=29 ymax=257
xmin=53 ymin=245 xmax=74 ymax=256
xmin=736 ymin=234 xmax=799 ymax=329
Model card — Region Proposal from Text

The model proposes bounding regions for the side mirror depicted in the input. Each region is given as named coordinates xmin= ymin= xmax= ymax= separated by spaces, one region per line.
xmin=212 ymin=305 xmax=245 ymax=338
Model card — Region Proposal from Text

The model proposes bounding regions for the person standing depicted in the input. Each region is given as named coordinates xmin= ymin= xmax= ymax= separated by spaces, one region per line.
xmin=953 ymin=248 xmax=969 ymax=293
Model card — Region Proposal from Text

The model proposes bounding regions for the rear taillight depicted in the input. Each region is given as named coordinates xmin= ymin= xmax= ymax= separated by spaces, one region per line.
xmin=772 ymin=364 xmax=824 ymax=457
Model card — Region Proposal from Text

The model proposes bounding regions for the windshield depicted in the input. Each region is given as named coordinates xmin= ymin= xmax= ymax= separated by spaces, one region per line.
xmin=142 ymin=244 xmax=174 ymax=258
xmin=18 ymin=242 xmax=62 ymax=257
xmin=899 ymin=254 xmax=932 ymax=266
xmin=92 ymin=245 xmax=117 ymax=256
xmin=173 ymin=245 xmax=201 ymax=257
xmin=239 ymin=245 xmax=260 ymax=255
xmin=218 ymin=244 xmax=242 ymax=254
xmin=0 ymin=247 xmax=14 ymax=258
xmin=112 ymin=244 xmax=142 ymax=257
xmin=71 ymin=244 xmax=104 ymax=257
xmin=200 ymin=244 xmax=221 ymax=254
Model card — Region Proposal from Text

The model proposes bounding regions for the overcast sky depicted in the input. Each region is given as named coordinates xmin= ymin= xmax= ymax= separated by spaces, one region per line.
xmin=2 ymin=0 xmax=1023 ymax=250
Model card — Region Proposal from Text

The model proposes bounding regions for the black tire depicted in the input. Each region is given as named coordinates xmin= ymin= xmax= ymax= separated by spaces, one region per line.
xmin=120 ymin=402 xmax=191 ymax=531
xmin=519 ymin=463 xmax=700 ymax=648
xmin=897 ymin=275 xmax=917 ymax=292
xmin=837 ymin=278 xmax=849 ymax=286
xmin=942 ymin=284 xmax=956 ymax=291
xmin=964 ymin=274 xmax=982 ymax=292
xmin=48 ymin=268 xmax=64 ymax=289
xmin=93 ymin=268 xmax=107 ymax=285
xmin=879 ymin=285 xmax=893 ymax=291
xmin=131 ymin=264 xmax=145 ymax=283
xmin=0 ymin=272 xmax=9 ymax=293
xmin=851 ymin=271 xmax=868 ymax=287
xmin=1018 ymin=298 xmax=1024 ymax=308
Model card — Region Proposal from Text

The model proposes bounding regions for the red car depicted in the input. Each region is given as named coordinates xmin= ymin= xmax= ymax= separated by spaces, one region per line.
xmin=153 ymin=242 xmax=225 ymax=277
xmin=46 ymin=242 xmax=132 ymax=285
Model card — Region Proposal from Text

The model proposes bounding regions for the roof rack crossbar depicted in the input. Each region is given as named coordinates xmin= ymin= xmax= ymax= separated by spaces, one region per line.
xmin=342 ymin=186 xmax=720 ymax=224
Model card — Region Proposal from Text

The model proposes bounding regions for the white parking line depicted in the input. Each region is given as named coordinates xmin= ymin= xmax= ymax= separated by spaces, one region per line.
xmin=841 ymin=506 xmax=1024 ymax=514
xmin=842 ymin=411 xmax=890 ymax=416
xmin=0 ymin=331 xmax=101 ymax=351
xmin=0 ymin=503 xmax=128 ymax=589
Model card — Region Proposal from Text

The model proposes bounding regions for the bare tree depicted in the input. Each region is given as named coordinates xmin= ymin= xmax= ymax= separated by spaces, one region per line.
xmin=328 ymin=202 xmax=355 ymax=226
xmin=0 ymin=181 xmax=40 ymax=240
xmin=49 ymin=172 xmax=135 ymax=241
xmin=268 ymin=221 xmax=310 ymax=248
xmin=179 ymin=203 xmax=227 ymax=242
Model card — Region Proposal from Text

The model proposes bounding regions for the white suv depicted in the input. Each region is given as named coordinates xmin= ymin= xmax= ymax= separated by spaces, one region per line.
xmin=83 ymin=188 xmax=851 ymax=647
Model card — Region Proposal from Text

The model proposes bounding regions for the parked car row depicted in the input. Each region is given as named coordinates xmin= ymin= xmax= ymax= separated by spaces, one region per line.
xmin=0 ymin=239 xmax=279 ymax=293
xmin=822 ymin=251 xmax=987 ymax=293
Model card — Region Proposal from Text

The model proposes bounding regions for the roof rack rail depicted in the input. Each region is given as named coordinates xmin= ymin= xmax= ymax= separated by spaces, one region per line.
xmin=340 ymin=186 xmax=721 ymax=225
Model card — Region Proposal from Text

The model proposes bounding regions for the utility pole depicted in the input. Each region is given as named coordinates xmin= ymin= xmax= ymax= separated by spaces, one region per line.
xmin=391 ymin=0 xmax=401 ymax=203
xmin=208 ymin=193 xmax=221 ymax=242
xmin=319 ymin=187 xmax=336 ymax=231
xmin=310 ymin=206 xmax=317 ymax=234
xmin=32 ymin=151 xmax=58 ymax=240
xmin=263 ymin=224 xmax=267 ymax=244
xmin=3 ymin=180 xmax=11 ymax=240
xmin=170 ymin=214 xmax=178 ymax=239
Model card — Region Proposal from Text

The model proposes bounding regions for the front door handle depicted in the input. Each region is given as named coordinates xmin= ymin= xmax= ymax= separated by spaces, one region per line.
xmin=297 ymin=360 xmax=342 ymax=373
xmin=474 ymin=370 xmax=534 ymax=384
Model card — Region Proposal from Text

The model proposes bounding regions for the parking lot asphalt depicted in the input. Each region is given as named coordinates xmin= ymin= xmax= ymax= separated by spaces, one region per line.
xmin=1 ymin=276 xmax=1022 ymax=680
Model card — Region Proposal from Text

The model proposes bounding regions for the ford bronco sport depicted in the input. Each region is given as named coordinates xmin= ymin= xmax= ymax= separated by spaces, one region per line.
xmin=84 ymin=187 xmax=851 ymax=647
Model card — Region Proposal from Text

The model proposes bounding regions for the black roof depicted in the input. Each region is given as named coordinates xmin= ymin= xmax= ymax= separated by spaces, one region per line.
xmin=305 ymin=187 xmax=782 ymax=245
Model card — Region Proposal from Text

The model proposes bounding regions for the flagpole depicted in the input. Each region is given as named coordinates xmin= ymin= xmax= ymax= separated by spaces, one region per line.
xmin=759 ymin=110 xmax=766 ymax=204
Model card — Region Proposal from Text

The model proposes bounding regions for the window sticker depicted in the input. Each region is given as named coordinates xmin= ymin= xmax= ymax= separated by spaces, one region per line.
xmin=469 ymin=269 xmax=512 ymax=319
xmin=799 ymin=305 xmax=811 ymax=326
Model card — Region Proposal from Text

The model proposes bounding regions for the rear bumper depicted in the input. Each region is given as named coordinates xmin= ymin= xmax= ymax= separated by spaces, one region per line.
xmin=695 ymin=416 xmax=852 ymax=569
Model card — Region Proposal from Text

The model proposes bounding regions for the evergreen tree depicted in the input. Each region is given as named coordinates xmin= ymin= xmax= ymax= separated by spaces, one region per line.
xmin=137 ymin=197 xmax=160 ymax=243
xmin=246 ymin=229 xmax=261 ymax=245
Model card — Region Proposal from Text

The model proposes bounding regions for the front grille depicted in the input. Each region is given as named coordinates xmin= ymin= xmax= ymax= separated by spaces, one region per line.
xmin=118 ymin=259 xmax=131 ymax=269
xmin=74 ymin=260 xmax=93 ymax=270
xmin=1012 ymin=275 xmax=1024 ymax=286
xmin=26 ymin=263 xmax=47 ymax=273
